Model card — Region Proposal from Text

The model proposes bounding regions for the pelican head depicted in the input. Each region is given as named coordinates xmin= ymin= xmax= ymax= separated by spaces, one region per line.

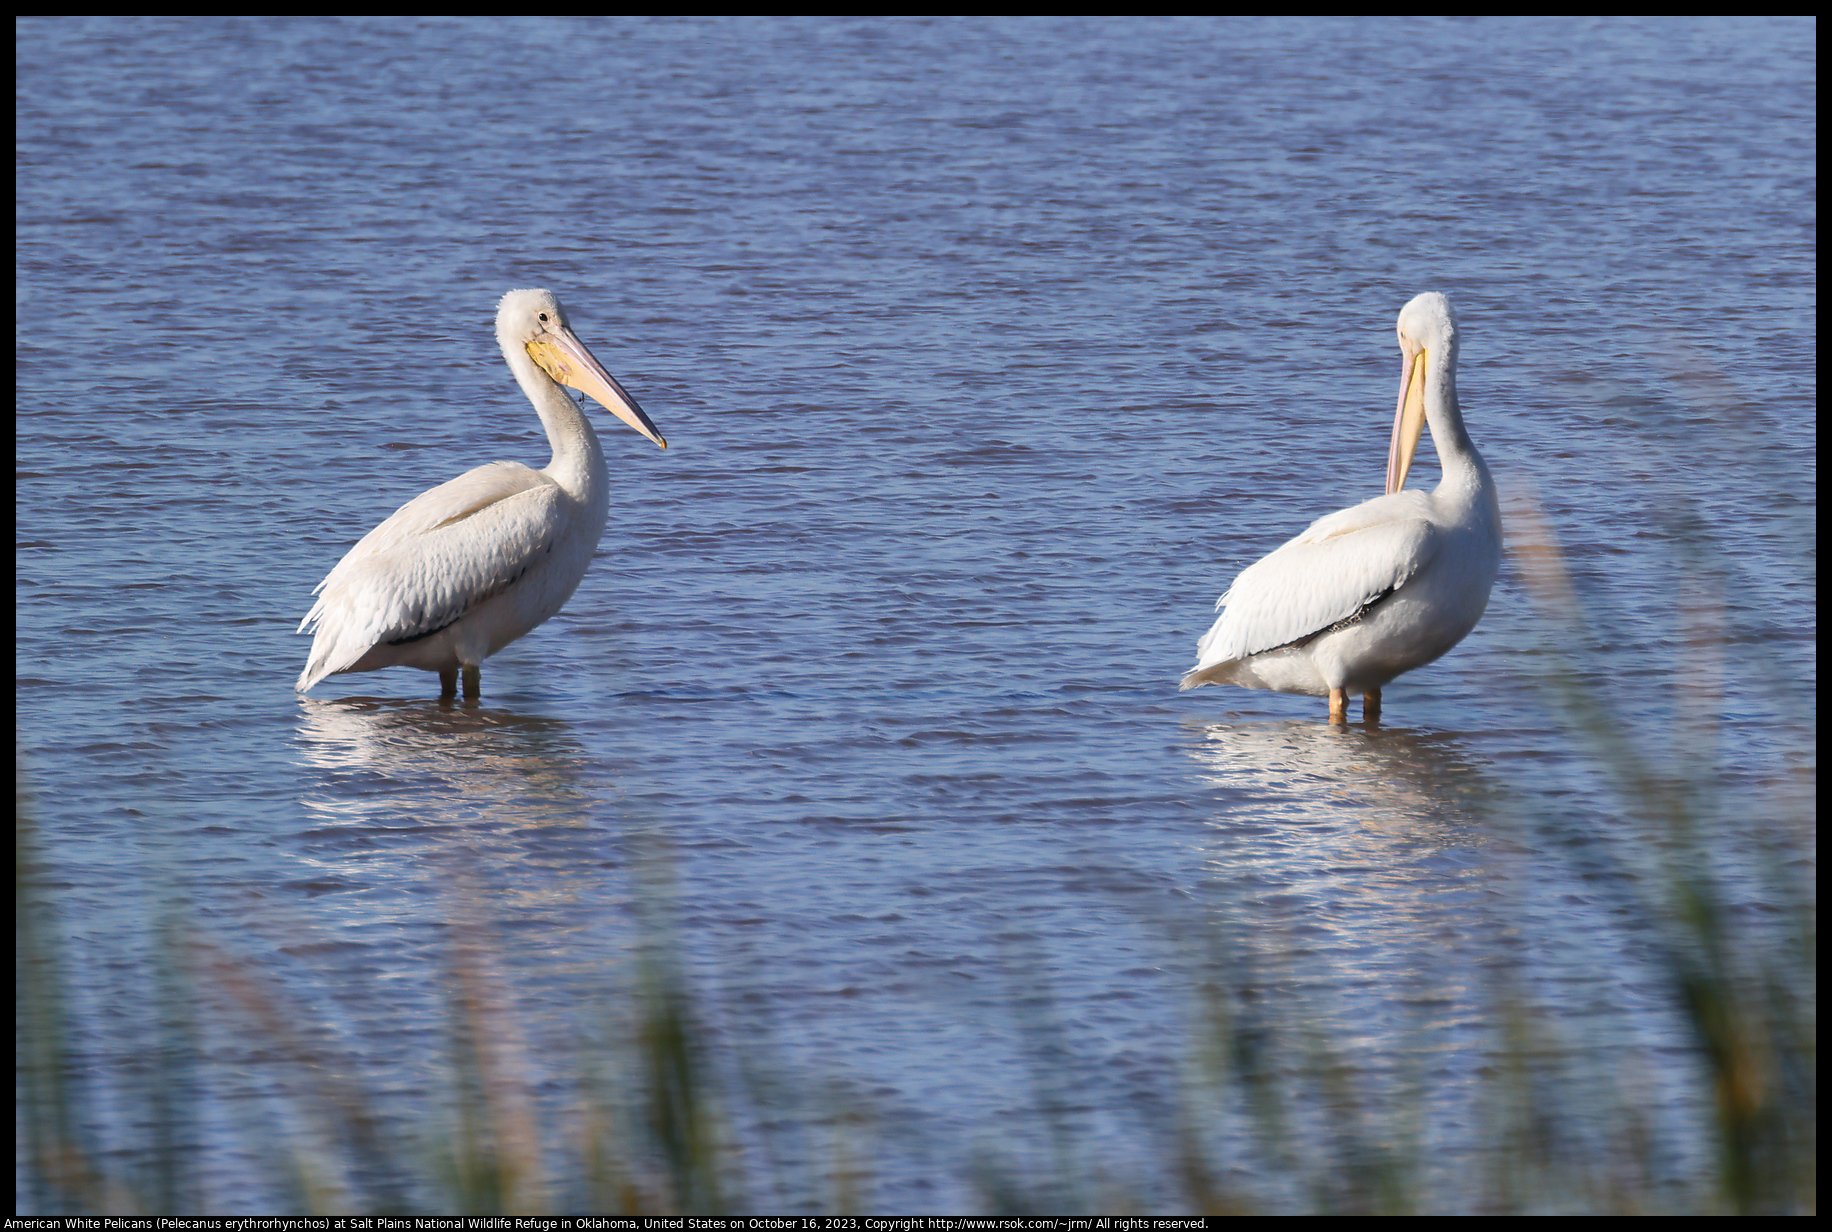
xmin=497 ymin=287 xmax=666 ymax=449
xmin=1386 ymin=291 xmax=1458 ymax=494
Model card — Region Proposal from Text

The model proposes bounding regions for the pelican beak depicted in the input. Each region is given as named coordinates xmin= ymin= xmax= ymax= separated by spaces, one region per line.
xmin=526 ymin=329 xmax=667 ymax=449
xmin=1386 ymin=348 xmax=1427 ymax=494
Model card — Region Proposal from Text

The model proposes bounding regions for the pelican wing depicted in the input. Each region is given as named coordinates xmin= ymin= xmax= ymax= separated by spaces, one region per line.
xmin=297 ymin=461 xmax=568 ymax=681
xmin=1189 ymin=492 xmax=1440 ymax=675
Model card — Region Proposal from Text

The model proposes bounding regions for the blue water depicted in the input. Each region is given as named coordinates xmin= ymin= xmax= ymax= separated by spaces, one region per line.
xmin=16 ymin=16 xmax=1815 ymax=1213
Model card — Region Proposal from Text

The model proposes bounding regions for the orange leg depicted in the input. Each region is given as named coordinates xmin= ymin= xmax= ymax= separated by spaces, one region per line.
xmin=1328 ymin=687 xmax=1349 ymax=723
xmin=1364 ymin=687 xmax=1382 ymax=724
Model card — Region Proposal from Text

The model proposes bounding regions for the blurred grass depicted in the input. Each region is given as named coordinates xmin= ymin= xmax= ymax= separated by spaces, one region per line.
xmin=1503 ymin=488 xmax=1815 ymax=1214
xmin=16 ymin=505 xmax=1815 ymax=1215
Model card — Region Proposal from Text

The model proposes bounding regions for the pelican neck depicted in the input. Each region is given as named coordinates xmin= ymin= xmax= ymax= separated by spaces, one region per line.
xmin=1424 ymin=342 xmax=1489 ymax=496
xmin=504 ymin=343 xmax=608 ymax=502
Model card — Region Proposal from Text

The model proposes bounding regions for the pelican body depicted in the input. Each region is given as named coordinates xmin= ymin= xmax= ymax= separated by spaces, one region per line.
xmin=1180 ymin=292 xmax=1501 ymax=722
xmin=297 ymin=288 xmax=666 ymax=700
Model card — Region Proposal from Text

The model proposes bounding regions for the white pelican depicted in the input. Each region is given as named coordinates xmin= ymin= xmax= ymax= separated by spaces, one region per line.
xmin=1180 ymin=292 xmax=1501 ymax=723
xmin=296 ymin=288 xmax=666 ymax=700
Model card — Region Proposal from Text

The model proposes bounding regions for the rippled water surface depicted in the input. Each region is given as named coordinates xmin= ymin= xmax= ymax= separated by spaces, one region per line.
xmin=17 ymin=16 xmax=1815 ymax=1212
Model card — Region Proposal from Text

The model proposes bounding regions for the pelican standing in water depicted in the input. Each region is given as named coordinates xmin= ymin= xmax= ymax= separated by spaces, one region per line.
xmin=297 ymin=288 xmax=666 ymax=700
xmin=1180 ymin=292 xmax=1501 ymax=723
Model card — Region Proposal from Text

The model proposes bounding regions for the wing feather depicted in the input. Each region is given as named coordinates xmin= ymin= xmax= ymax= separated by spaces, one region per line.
xmin=1189 ymin=492 xmax=1440 ymax=675
xmin=297 ymin=461 xmax=567 ymax=681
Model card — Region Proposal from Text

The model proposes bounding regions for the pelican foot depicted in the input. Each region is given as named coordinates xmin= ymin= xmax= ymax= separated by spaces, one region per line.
xmin=462 ymin=665 xmax=481 ymax=700
xmin=439 ymin=668 xmax=458 ymax=699
xmin=1364 ymin=687 xmax=1382 ymax=725
xmin=1328 ymin=687 xmax=1349 ymax=724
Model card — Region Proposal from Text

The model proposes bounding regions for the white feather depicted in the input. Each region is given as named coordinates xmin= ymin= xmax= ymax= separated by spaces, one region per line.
xmin=296 ymin=288 xmax=665 ymax=696
xmin=1181 ymin=292 xmax=1501 ymax=708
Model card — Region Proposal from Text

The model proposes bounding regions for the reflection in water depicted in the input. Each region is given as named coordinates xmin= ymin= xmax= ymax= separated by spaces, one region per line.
xmin=287 ymin=694 xmax=641 ymax=974
xmin=1178 ymin=717 xmax=1522 ymax=1186
xmin=294 ymin=695 xmax=598 ymax=830
xmin=1186 ymin=715 xmax=1507 ymax=844
xmin=1177 ymin=715 xmax=1736 ymax=1207
xmin=1181 ymin=713 xmax=1512 ymax=1015
xmin=282 ymin=695 xmax=639 ymax=1083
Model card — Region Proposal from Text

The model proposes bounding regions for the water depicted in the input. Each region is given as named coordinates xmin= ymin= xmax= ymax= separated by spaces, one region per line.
xmin=16 ymin=16 xmax=1815 ymax=1213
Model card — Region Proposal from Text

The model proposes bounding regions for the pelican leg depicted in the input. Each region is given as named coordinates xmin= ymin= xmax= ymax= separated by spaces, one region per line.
xmin=1328 ymin=688 xmax=1349 ymax=723
xmin=439 ymin=668 xmax=458 ymax=699
xmin=462 ymin=665 xmax=481 ymax=700
xmin=1364 ymin=688 xmax=1382 ymax=724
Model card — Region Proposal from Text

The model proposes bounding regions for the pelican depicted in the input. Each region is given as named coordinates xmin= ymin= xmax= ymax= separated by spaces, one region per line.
xmin=1180 ymin=292 xmax=1501 ymax=723
xmin=296 ymin=288 xmax=666 ymax=700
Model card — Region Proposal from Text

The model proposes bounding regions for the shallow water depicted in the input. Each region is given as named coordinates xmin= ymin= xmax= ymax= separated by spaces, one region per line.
xmin=16 ymin=15 xmax=1815 ymax=1213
